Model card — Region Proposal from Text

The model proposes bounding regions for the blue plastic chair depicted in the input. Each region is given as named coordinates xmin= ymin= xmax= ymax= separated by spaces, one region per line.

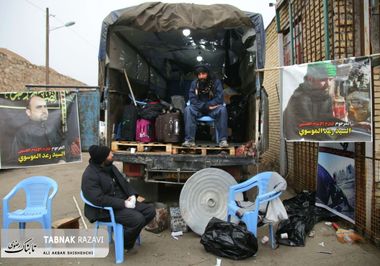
xmin=3 ymin=176 xmax=58 ymax=229
xmin=196 ymin=115 xmax=220 ymax=143
xmin=186 ymin=101 xmax=223 ymax=143
xmin=227 ymin=172 xmax=284 ymax=249
xmin=80 ymin=191 xmax=140 ymax=264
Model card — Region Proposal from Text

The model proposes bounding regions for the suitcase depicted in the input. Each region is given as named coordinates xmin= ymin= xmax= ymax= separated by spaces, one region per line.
xmin=136 ymin=118 xmax=155 ymax=143
xmin=155 ymin=111 xmax=183 ymax=143
xmin=115 ymin=104 xmax=137 ymax=141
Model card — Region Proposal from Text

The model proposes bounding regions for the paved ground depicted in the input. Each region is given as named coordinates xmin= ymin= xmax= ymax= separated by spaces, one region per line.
xmin=1 ymin=153 xmax=379 ymax=265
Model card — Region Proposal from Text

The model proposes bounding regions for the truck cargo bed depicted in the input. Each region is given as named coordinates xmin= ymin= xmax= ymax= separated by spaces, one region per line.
xmin=112 ymin=141 xmax=236 ymax=155
xmin=112 ymin=141 xmax=255 ymax=182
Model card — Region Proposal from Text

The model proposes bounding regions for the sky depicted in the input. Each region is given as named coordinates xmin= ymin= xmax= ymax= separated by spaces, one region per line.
xmin=0 ymin=0 xmax=276 ymax=86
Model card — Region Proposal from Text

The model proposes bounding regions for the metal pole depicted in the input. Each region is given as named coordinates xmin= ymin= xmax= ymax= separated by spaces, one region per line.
xmin=323 ymin=0 xmax=330 ymax=60
xmin=123 ymin=69 xmax=137 ymax=106
xmin=288 ymin=2 xmax=294 ymax=64
xmin=45 ymin=7 xmax=49 ymax=85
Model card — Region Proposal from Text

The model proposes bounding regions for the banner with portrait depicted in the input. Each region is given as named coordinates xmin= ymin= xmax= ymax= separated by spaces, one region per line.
xmin=316 ymin=143 xmax=355 ymax=223
xmin=282 ymin=57 xmax=372 ymax=142
xmin=0 ymin=91 xmax=82 ymax=169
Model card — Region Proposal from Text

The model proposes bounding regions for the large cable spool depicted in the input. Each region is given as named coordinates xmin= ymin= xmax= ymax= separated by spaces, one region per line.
xmin=179 ymin=168 xmax=243 ymax=235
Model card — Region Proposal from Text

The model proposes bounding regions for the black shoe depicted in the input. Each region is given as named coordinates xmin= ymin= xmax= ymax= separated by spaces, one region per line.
xmin=124 ymin=242 xmax=135 ymax=250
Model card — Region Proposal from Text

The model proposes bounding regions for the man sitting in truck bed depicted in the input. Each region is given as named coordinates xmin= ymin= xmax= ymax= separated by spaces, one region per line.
xmin=182 ymin=63 xmax=229 ymax=148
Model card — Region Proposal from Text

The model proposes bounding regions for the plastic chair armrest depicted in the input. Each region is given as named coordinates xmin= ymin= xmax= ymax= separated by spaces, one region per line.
xmin=81 ymin=192 xmax=117 ymax=224
xmin=227 ymin=202 xmax=239 ymax=212
xmin=248 ymin=191 xmax=281 ymax=215
xmin=47 ymin=187 xmax=58 ymax=212
xmin=3 ymin=186 xmax=19 ymax=202
xmin=104 ymin=207 xmax=117 ymax=224
xmin=92 ymin=205 xmax=116 ymax=224
xmin=228 ymin=180 xmax=258 ymax=207
xmin=48 ymin=187 xmax=58 ymax=201
xmin=2 ymin=198 xmax=9 ymax=217
xmin=3 ymin=186 xmax=21 ymax=214
xmin=3 ymin=186 xmax=23 ymax=222
xmin=229 ymin=178 xmax=258 ymax=194
xmin=86 ymin=201 xmax=113 ymax=212
xmin=257 ymin=190 xmax=282 ymax=204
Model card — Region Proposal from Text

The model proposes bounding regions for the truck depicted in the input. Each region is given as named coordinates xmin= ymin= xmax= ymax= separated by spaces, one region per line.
xmin=98 ymin=2 xmax=268 ymax=199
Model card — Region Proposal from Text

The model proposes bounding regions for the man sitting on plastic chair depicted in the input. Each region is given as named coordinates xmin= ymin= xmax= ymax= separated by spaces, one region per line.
xmin=81 ymin=145 xmax=156 ymax=251
xmin=182 ymin=63 xmax=229 ymax=148
xmin=227 ymin=172 xmax=288 ymax=249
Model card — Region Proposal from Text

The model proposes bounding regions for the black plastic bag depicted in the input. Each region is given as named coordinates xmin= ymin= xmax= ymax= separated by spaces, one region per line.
xmin=139 ymin=102 xmax=164 ymax=120
xmin=276 ymin=215 xmax=311 ymax=246
xmin=200 ymin=217 xmax=258 ymax=260
xmin=276 ymin=191 xmax=336 ymax=246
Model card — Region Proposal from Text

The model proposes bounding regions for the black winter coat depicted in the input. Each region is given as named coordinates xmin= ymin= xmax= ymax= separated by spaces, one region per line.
xmin=81 ymin=160 xmax=137 ymax=223
xmin=189 ymin=78 xmax=224 ymax=114
xmin=283 ymin=82 xmax=339 ymax=140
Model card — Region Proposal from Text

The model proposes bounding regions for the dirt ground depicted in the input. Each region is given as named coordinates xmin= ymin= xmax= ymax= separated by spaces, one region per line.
xmin=1 ymin=153 xmax=379 ymax=265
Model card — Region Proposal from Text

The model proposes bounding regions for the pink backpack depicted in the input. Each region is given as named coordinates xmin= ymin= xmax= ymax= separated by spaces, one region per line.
xmin=136 ymin=119 xmax=155 ymax=143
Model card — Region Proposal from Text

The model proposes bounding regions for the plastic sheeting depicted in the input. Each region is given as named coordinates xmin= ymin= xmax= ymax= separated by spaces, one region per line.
xmin=98 ymin=2 xmax=266 ymax=90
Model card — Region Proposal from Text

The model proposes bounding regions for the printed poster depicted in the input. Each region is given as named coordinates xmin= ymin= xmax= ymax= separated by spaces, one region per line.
xmin=316 ymin=143 xmax=355 ymax=223
xmin=0 ymin=91 xmax=82 ymax=169
xmin=282 ymin=57 xmax=372 ymax=142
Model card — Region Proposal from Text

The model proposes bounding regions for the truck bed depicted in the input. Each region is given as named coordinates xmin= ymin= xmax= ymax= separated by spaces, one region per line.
xmin=112 ymin=141 xmax=255 ymax=182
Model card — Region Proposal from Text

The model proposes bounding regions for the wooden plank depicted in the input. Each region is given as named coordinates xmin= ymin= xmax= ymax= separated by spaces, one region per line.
xmin=111 ymin=141 xmax=138 ymax=152
xmin=112 ymin=141 xmax=237 ymax=155
xmin=111 ymin=141 xmax=172 ymax=154
xmin=172 ymin=145 xmax=235 ymax=156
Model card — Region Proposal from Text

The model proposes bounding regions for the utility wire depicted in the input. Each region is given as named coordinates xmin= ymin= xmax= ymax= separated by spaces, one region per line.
xmin=257 ymin=53 xmax=380 ymax=72
xmin=23 ymin=0 xmax=97 ymax=50
xmin=24 ymin=0 xmax=45 ymax=12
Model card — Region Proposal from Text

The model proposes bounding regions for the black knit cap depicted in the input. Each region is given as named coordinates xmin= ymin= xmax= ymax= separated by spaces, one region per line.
xmin=194 ymin=63 xmax=210 ymax=75
xmin=89 ymin=145 xmax=110 ymax=164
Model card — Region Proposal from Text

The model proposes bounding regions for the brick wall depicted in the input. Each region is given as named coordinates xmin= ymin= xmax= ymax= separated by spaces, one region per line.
xmin=261 ymin=18 xmax=281 ymax=172
xmin=272 ymin=0 xmax=380 ymax=244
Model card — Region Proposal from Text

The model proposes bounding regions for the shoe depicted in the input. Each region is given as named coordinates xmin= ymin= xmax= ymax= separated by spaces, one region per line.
xmin=124 ymin=243 xmax=134 ymax=250
xmin=182 ymin=140 xmax=196 ymax=147
xmin=125 ymin=247 xmax=138 ymax=254
xmin=219 ymin=140 xmax=229 ymax=148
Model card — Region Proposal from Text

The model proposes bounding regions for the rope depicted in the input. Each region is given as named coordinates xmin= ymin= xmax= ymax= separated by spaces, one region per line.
xmin=255 ymin=53 xmax=380 ymax=72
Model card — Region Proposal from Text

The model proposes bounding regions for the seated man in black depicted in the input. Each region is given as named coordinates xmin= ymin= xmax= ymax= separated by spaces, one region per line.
xmin=81 ymin=145 xmax=155 ymax=250
xmin=182 ymin=63 xmax=228 ymax=147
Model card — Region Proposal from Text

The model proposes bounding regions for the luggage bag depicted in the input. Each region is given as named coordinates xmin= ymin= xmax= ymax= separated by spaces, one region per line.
xmin=115 ymin=104 xmax=138 ymax=141
xmin=155 ymin=111 xmax=183 ymax=143
xmin=136 ymin=118 xmax=155 ymax=143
